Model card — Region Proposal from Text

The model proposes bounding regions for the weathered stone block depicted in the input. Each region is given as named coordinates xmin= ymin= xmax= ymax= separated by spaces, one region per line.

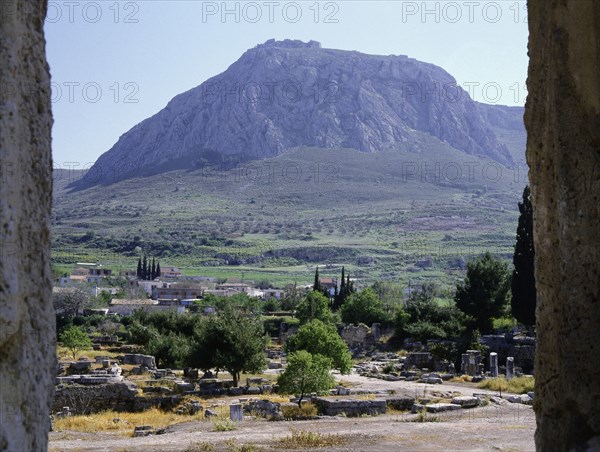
xmin=386 ymin=397 xmax=415 ymax=411
xmin=451 ymin=396 xmax=480 ymax=408
xmin=313 ymin=397 xmax=387 ymax=417
xmin=426 ymin=403 xmax=462 ymax=413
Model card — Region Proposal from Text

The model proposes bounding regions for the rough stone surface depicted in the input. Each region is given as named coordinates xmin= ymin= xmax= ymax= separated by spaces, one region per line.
xmin=313 ymin=397 xmax=387 ymax=417
xmin=425 ymin=403 xmax=462 ymax=413
xmin=451 ymin=396 xmax=480 ymax=408
xmin=243 ymin=399 xmax=283 ymax=421
xmin=52 ymin=382 xmax=185 ymax=414
xmin=385 ymin=397 xmax=415 ymax=411
xmin=0 ymin=1 xmax=55 ymax=450
xmin=526 ymin=1 xmax=600 ymax=449
xmin=123 ymin=354 xmax=156 ymax=369
xmin=78 ymin=39 xmax=520 ymax=188
xmin=53 ymin=383 xmax=138 ymax=414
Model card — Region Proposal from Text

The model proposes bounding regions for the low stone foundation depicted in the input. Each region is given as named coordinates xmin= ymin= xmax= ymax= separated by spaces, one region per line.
xmin=313 ymin=397 xmax=387 ymax=416
xmin=52 ymin=382 xmax=184 ymax=414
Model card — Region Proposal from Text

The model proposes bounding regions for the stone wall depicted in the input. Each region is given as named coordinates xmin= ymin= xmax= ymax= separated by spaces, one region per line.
xmin=313 ymin=397 xmax=387 ymax=417
xmin=526 ymin=1 xmax=600 ymax=449
xmin=53 ymin=383 xmax=184 ymax=414
xmin=0 ymin=1 xmax=55 ymax=451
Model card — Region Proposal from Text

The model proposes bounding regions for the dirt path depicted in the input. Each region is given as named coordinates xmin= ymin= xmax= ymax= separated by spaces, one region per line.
xmin=49 ymin=373 xmax=535 ymax=451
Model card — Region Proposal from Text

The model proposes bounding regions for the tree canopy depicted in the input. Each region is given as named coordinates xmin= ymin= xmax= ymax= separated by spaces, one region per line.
xmin=277 ymin=351 xmax=335 ymax=407
xmin=53 ymin=286 xmax=90 ymax=318
xmin=60 ymin=326 xmax=93 ymax=360
xmin=285 ymin=319 xmax=352 ymax=374
xmin=190 ymin=306 xmax=267 ymax=386
xmin=395 ymin=283 xmax=465 ymax=342
xmin=340 ymin=288 xmax=389 ymax=326
xmin=455 ymin=252 xmax=511 ymax=334
xmin=295 ymin=291 xmax=334 ymax=325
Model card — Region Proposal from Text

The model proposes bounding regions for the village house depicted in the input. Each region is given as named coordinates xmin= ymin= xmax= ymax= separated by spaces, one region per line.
xmin=215 ymin=282 xmax=251 ymax=293
xmin=151 ymin=283 xmax=204 ymax=301
xmin=138 ymin=280 xmax=171 ymax=296
xmin=160 ymin=266 xmax=182 ymax=278
xmin=108 ymin=298 xmax=182 ymax=316
xmin=203 ymin=288 xmax=240 ymax=298
xmin=119 ymin=269 xmax=138 ymax=279
xmin=319 ymin=277 xmax=338 ymax=296
xmin=88 ymin=267 xmax=112 ymax=277
xmin=91 ymin=286 xmax=119 ymax=297
xmin=262 ymin=288 xmax=285 ymax=299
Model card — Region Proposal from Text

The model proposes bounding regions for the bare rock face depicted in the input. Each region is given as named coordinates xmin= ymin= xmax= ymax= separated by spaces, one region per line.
xmin=77 ymin=39 xmax=519 ymax=188
xmin=0 ymin=1 xmax=55 ymax=450
xmin=526 ymin=1 xmax=600 ymax=449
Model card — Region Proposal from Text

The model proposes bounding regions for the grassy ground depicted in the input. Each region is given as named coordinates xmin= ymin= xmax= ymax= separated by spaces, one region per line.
xmin=52 ymin=143 xmax=526 ymax=288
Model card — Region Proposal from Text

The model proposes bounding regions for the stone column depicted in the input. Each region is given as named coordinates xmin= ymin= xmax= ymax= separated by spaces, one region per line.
xmin=466 ymin=350 xmax=480 ymax=376
xmin=489 ymin=353 xmax=498 ymax=378
xmin=460 ymin=354 xmax=469 ymax=375
xmin=506 ymin=357 xmax=515 ymax=380
xmin=0 ymin=1 xmax=55 ymax=451
xmin=230 ymin=404 xmax=243 ymax=422
xmin=526 ymin=1 xmax=600 ymax=449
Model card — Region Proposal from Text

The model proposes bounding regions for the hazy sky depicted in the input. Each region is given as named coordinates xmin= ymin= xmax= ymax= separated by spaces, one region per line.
xmin=45 ymin=1 xmax=529 ymax=166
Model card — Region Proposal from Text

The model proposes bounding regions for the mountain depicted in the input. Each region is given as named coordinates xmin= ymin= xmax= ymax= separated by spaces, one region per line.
xmin=74 ymin=39 xmax=523 ymax=189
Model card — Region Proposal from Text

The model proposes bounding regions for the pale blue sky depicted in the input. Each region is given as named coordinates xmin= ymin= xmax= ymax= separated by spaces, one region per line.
xmin=45 ymin=1 xmax=529 ymax=165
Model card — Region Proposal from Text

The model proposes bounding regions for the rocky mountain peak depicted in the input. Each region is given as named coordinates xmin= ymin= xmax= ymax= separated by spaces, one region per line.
xmin=74 ymin=40 xmax=521 ymax=188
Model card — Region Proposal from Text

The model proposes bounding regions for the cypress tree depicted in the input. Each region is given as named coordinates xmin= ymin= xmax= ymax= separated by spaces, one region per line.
xmin=511 ymin=185 xmax=537 ymax=328
xmin=142 ymin=254 xmax=148 ymax=280
xmin=313 ymin=266 xmax=321 ymax=292
xmin=333 ymin=266 xmax=347 ymax=311
xmin=156 ymin=261 xmax=161 ymax=279
xmin=151 ymin=258 xmax=156 ymax=280
xmin=136 ymin=257 xmax=142 ymax=279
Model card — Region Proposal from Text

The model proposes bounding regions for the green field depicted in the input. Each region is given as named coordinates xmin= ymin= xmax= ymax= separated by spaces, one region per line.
xmin=52 ymin=134 xmax=527 ymax=289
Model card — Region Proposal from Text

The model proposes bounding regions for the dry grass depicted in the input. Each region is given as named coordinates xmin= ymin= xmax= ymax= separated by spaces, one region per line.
xmin=53 ymin=408 xmax=204 ymax=434
xmin=449 ymin=375 xmax=472 ymax=383
xmin=477 ymin=376 xmax=534 ymax=394
xmin=353 ymin=394 xmax=377 ymax=401
xmin=56 ymin=346 xmax=120 ymax=362
xmin=277 ymin=429 xmax=347 ymax=449
xmin=254 ymin=394 xmax=290 ymax=403
xmin=280 ymin=403 xmax=318 ymax=419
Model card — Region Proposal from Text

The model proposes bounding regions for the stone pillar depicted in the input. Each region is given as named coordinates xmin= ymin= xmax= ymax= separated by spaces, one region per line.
xmin=489 ymin=353 xmax=498 ymax=378
xmin=506 ymin=357 xmax=515 ymax=380
xmin=477 ymin=363 xmax=485 ymax=376
xmin=466 ymin=350 xmax=480 ymax=376
xmin=0 ymin=1 xmax=55 ymax=451
xmin=526 ymin=1 xmax=600 ymax=449
xmin=460 ymin=354 xmax=469 ymax=375
xmin=230 ymin=404 xmax=243 ymax=422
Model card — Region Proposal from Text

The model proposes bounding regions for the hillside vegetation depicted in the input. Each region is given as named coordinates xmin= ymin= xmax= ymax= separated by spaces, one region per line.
xmin=53 ymin=136 xmax=527 ymax=288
